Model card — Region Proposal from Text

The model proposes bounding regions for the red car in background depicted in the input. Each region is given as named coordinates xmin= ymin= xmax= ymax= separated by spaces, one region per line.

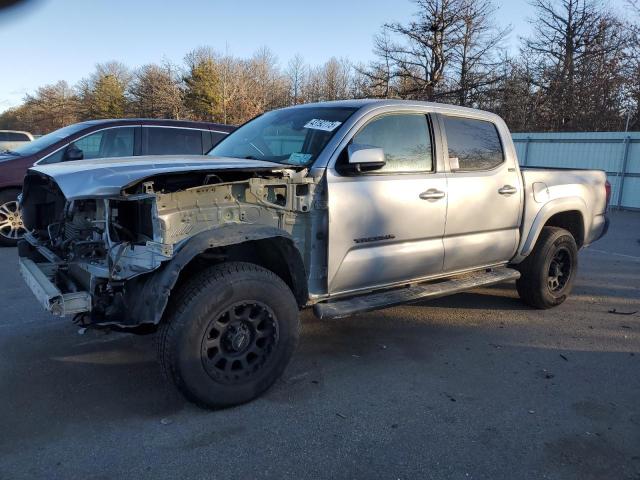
xmin=0 ymin=118 xmax=234 ymax=246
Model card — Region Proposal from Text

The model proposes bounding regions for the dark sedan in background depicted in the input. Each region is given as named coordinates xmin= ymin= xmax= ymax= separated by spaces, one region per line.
xmin=0 ymin=118 xmax=234 ymax=245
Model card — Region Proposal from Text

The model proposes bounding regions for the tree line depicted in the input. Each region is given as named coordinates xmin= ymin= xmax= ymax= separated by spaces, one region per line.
xmin=1 ymin=0 xmax=638 ymax=134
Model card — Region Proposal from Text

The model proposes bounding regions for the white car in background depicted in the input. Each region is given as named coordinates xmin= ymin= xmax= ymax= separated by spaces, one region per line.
xmin=0 ymin=130 xmax=34 ymax=152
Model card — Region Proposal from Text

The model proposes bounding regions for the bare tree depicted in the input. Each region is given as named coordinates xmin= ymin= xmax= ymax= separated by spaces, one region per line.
xmin=302 ymin=65 xmax=324 ymax=103
xmin=363 ymin=0 xmax=508 ymax=104
xmin=381 ymin=0 xmax=463 ymax=99
xmin=21 ymin=81 xmax=79 ymax=133
xmin=624 ymin=0 xmax=640 ymax=130
xmin=286 ymin=54 xmax=307 ymax=105
xmin=351 ymin=62 xmax=376 ymax=99
xmin=358 ymin=29 xmax=397 ymax=98
xmin=450 ymin=0 xmax=511 ymax=106
xmin=486 ymin=51 xmax=546 ymax=131
xmin=523 ymin=0 xmax=628 ymax=130
xmin=321 ymin=57 xmax=351 ymax=100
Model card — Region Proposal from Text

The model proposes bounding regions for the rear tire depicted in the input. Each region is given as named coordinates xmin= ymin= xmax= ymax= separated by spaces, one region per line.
xmin=0 ymin=188 xmax=26 ymax=247
xmin=157 ymin=262 xmax=300 ymax=409
xmin=516 ymin=227 xmax=578 ymax=309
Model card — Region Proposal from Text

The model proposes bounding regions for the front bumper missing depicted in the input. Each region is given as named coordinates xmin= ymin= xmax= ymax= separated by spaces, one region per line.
xmin=19 ymin=257 xmax=91 ymax=316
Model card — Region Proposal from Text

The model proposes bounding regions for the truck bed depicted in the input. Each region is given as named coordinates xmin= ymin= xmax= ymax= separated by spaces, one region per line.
xmin=516 ymin=167 xmax=609 ymax=261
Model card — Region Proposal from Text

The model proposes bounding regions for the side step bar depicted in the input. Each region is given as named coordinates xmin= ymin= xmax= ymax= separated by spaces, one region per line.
xmin=314 ymin=267 xmax=521 ymax=320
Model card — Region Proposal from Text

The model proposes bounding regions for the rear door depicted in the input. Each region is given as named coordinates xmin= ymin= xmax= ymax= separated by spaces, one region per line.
xmin=438 ymin=115 xmax=522 ymax=272
xmin=326 ymin=112 xmax=448 ymax=294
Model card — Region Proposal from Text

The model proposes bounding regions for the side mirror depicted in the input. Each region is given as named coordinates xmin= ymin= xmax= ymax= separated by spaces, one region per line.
xmin=64 ymin=145 xmax=84 ymax=161
xmin=347 ymin=144 xmax=385 ymax=171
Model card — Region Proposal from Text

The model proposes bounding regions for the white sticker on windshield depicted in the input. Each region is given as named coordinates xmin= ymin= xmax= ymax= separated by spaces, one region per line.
xmin=288 ymin=152 xmax=313 ymax=165
xmin=304 ymin=119 xmax=342 ymax=132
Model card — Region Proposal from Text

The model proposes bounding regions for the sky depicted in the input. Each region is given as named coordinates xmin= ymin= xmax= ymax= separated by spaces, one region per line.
xmin=0 ymin=0 xmax=624 ymax=112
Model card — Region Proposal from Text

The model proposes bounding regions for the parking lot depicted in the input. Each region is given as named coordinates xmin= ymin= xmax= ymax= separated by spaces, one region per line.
xmin=0 ymin=210 xmax=638 ymax=480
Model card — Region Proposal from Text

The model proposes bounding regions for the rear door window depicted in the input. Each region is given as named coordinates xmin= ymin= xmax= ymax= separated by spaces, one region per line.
xmin=144 ymin=127 xmax=203 ymax=155
xmin=442 ymin=116 xmax=504 ymax=171
xmin=99 ymin=128 xmax=135 ymax=157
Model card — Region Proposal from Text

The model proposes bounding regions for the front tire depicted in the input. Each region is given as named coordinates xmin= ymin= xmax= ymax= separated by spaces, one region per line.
xmin=0 ymin=188 xmax=26 ymax=247
xmin=516 ymin=227 xmax=578 ymax=309
xmin=157 ymin=262 xmax=300 ymax=409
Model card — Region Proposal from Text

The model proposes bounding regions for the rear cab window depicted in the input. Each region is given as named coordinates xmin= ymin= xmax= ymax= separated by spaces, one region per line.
xmin=441 ymin=116 xmax=504 ymax=171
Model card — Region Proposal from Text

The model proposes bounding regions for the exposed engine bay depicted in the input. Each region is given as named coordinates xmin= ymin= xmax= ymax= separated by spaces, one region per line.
xmin=19 ymin=166 xmax=318 ymax=327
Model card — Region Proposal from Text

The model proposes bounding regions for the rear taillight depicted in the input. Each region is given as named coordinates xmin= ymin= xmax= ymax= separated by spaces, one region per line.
xmin=605 ymin=180 xmax=612 ymax=206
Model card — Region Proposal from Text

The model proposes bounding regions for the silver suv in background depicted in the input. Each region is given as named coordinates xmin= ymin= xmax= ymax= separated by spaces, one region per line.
xmin=0 ymin=130 xmax=33 ymax=152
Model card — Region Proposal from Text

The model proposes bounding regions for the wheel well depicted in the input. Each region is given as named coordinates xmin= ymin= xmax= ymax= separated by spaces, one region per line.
xmin=544 ymin=210 xmax=584 ymax=247
xmin=172 ymin=237 xmax=308 ymax=307
xmin=0 ymin=186 xmax=22 ymax=196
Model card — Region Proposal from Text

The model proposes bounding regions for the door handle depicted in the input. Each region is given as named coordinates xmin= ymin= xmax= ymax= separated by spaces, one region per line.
xmin=498 ymin=185 xmax=518 ymax=195
xmin=419 ymin=189 xmax=446 ymax=201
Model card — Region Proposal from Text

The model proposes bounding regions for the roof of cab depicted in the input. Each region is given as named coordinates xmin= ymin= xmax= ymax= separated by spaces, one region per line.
xmin=283 ymin=98 xmax=502 ymax=122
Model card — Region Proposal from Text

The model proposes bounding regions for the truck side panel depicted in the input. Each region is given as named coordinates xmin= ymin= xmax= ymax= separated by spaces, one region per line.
xmin=513 ymin=168 xmax=608 ymax=263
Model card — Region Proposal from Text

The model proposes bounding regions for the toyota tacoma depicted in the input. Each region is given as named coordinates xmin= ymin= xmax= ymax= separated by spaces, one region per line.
xmin=18 ymin=100 xmax=610 ymax=408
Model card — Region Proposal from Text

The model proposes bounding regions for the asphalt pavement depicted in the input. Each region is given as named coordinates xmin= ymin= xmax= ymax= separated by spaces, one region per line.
xmin=1 ymin=210 xmax=639 ymax=480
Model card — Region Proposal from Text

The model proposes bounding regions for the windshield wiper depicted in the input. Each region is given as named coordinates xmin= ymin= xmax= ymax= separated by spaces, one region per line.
xmin=1 ymin=150 xmax=21 ymax=156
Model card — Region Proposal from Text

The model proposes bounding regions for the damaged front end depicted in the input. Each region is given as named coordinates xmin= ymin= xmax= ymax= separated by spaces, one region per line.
xmin=18 ymin=164 xmax=316 ymax=328
xmin=19 ymin=172 xmax=179 ymax=324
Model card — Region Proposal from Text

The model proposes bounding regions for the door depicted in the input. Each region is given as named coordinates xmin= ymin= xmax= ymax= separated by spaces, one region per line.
xmin=326 ymin=113 xmax=447 ymax=294
xmin=439 ymin=115 xmax=522 ymax=272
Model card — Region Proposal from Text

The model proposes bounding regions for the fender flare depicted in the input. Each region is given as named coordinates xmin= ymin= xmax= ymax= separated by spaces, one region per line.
xmin=515 ymin=197 xmax=588 ymax=262
xmin=117 ymin=224 xmax=307 ymax=326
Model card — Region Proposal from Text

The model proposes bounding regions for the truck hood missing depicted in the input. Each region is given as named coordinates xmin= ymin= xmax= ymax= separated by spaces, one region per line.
xmin=28 ymin=155 xmax=288 ymax=200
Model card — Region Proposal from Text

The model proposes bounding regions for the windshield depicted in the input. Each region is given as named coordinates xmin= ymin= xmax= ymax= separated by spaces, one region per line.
xmin=9 ymin=123 xmax=88 ymax=156
xmin=209 ymin=106 xmax=357 ymax=166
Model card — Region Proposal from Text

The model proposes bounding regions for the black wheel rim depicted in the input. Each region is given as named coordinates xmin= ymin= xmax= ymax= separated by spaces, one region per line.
xmin=201 ymin=301 xmax=279 ymax=384
xmin=547 ymin=247 xmax=571 ymax=293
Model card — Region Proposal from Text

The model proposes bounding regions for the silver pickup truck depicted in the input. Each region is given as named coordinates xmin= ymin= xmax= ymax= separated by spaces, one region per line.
xmin=18 ymin=100 xmax=609 ymax=408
